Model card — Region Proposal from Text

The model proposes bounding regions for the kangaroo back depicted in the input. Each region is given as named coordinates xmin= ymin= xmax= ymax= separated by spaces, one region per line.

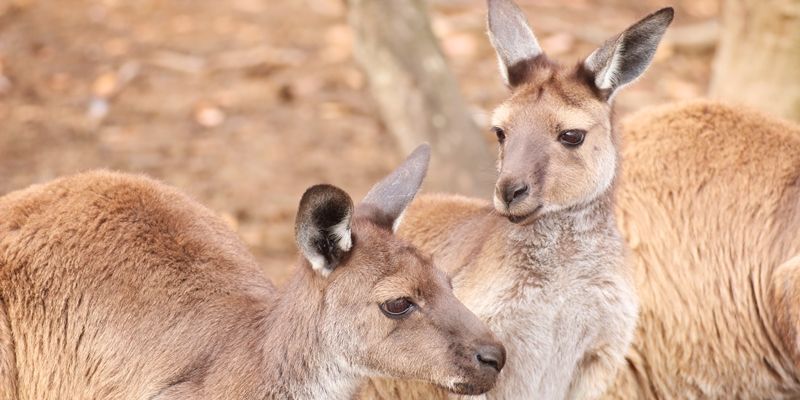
xmin=608 ymin=100 xmax=800 ymax=398
xmin=1 ymin=149 xmax=507 ymax=399
xmin=0 ymin=171 xmax=273 ymax=399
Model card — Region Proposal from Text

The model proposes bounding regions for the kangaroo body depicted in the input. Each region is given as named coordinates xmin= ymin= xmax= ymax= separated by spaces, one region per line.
xmin=0 ymin=172 xmax=278 ymax=399
xmin=361 ymin=185 xmax=635 ymax=400
xmin=606 ymin=100 xmax=800 ymax=398
xmin=0 ymin=146 xmax=506 ymax=399
xmin=360 ymin=2 xmax=673 ymax=398
xmin=403 ymin=192 xmax=634 ymax=399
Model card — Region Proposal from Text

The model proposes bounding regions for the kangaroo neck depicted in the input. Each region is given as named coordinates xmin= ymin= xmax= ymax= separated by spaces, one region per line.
xmin=257 ymin=265 xmax=361 ymax=400
xmin=507 ymin=188 xmax=617 ymax=245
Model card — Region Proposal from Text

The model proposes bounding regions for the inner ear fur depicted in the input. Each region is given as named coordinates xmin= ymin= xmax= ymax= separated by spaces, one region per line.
xmin=357 ymin=144 xmax=431 ymax=232
xmin=582 ymin=7 xmax=674 ymax=99
xmin=295 ymin=184 xmax=354 ymax=277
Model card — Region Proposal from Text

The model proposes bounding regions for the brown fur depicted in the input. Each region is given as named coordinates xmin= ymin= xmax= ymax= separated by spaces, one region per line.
xmin=0 ymin=172 xmax=273 ymax=399
xmin=0 ymin=298 xmax=16 ymax=400
xmin=360 ymin=55 xmax=636 ymax=400
xmin=0 ymin=170 xmax=504 ymax=399
xmin=604 ymin=100 xmax=800 ymax=398
xmin=359 ymin=100 xmax=800 ymax=399
xmin=491 ymin=57 xmax=618 ymax=221
xmin=360 ymin=4 xmax=676 ymax=397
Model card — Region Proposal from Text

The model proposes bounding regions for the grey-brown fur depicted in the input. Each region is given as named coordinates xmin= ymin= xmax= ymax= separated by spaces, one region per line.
xmin=360 ymin=2 xmax=672 ymax=399
xmin=0 ymin=145 xmax=505 ymax=399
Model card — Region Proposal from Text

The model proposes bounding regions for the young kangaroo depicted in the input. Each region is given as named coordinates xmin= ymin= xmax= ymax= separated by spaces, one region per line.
xmin=0 ymin=145 xmax=506 ymax=400
xmin=360 ymin=2 xmax=672 ymax=399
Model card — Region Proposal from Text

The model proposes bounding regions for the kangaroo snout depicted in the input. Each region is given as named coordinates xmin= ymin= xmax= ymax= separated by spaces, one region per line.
xmin=476 ymin=342 xmax=506 ymax=372
xmin=454 ymin=337 xmax=506 ymax=395
xmin=449 ymin=316 xmax=507 ymax=395
xmin=432 ymin=291 xmax=507 ymax=396
xmin=494 ymin=174 xmax=542 ymax=224
xmin=497 ymin=179 xmax=530 ymax=208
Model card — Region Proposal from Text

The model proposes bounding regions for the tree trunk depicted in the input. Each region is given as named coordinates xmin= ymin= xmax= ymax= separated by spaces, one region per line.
xmin=709 ymin=0 xmax=800 ymax=121
xmin=347 ymin=0 xmax=495 ymax=197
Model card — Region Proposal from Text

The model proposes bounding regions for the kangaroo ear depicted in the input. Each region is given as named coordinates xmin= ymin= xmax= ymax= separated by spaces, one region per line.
xmin=358 ymin=144 xmax=431 ymax=232
xmin=487 ymin=0 xmax=543 ymax=87
xmin=582 ymin=7 xmax=674 ymax=101
xmin=295 ymin=184 xmax=353 ymax=277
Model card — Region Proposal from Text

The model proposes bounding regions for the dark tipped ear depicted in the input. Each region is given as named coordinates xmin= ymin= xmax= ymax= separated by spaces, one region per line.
xmin=357 ymin=144 xmax=431 ymax=232
xmin=295 ymin=184 xmax=353 ymax=277
xmin=487 ymin=0 xmax=542 ymax=87
xmin=582 ymin=7 xmax=674 ymax=100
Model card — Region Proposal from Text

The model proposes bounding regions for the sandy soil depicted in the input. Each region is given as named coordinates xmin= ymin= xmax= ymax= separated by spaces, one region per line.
xmin=0 ymin=0 xmax=718 ymax=282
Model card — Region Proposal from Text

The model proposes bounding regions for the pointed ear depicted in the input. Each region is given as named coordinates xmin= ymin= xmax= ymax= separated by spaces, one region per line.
xmin=487 ymin=0 xmax=543 ymax=87
xmin=582 ymin=7 xmax=674 ymax=100
xmin=295 ymin=184 xmax=353 ymax=277
xmin=357 ymin=144 xmax=431 ymax=232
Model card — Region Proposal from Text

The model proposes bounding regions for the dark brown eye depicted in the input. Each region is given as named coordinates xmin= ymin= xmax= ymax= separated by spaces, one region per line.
xmin=380 ymin=298 xmax=415 ymax=318
xmin=492 ymin=126 xmax=506 ymax=144
xmin=558 ymin=129 xmax=586 ymax=147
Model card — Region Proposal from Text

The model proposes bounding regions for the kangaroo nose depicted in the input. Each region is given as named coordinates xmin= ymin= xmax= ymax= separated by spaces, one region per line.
xmin=476 ymin=344 xmax=506 ymax=372
xmin=501 ymin=182 xmax=529 ymax=206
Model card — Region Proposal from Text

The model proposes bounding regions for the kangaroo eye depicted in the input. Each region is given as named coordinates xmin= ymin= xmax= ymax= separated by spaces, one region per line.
xmin=492 ymin=127 xmax=506 ymax=144
xmin=380 ymin=298 xmax=415 ymax=318
xmin=558 ymin=129 xmax=586 ymax=147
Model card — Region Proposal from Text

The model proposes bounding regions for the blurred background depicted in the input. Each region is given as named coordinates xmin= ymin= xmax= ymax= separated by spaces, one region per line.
xmin=0 ymin=0 xmax=797 ymax=281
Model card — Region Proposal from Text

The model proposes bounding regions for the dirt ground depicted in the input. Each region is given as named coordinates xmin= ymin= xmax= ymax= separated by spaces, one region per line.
xmin=0 ymin=0 xmax=718 ymax=283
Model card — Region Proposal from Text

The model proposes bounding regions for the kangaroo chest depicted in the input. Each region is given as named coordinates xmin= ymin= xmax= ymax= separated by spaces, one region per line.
xmin=451 ymin=220 xmax=627 ymax=399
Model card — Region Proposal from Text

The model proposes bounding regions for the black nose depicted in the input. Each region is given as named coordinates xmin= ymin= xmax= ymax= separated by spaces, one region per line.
xmin=476 ymin=345 xmax=506 ymax=372
xmin=501 ymin=182 xmax=529 ymax=206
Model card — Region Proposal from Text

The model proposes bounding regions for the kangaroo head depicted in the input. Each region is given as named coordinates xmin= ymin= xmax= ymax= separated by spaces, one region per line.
xmin=487 ymin=0 xmax=673 ymax=224
xmin=294 ymin=145 xmax=505 ymax=395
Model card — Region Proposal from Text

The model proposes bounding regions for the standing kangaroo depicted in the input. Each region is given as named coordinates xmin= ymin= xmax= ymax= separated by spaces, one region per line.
xmin=360 ymin=2 xmax=672 ymax=399
xmin=0 ymin=145 xmax=506 ymax=400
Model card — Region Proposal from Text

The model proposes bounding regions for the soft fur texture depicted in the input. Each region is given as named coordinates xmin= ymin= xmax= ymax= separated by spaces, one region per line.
xmin=604 ymin=100 xmax=800 ymax=398
xmin=0 ymin=168 xmax=505 ymax=399
xmin=0 ymin=172 xmax=277 ymax=399
xmin=359 ymin=3 xmax=675 ymax=398
xmin=359 ymin=101 xmax=800 ymax=399
xmin=360 ymin=191 xmax=636 ymax=399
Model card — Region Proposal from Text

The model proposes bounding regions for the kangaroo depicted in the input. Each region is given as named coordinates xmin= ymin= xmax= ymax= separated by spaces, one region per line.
xmin=359 ymin=2 xmax=673 ymax=399
xmin=0 ymin=144 xmax=506 ymax=400
xmin=602 ymin=101 xmax=800 ymax=398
